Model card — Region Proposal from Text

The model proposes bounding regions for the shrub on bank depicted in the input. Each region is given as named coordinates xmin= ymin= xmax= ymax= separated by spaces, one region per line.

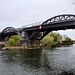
xmin=9 ymin=38 xmax=16 ymax=46
xmin=41 ymin=35 xmax=54 ymax=47
xmin=9 ymin=35 xmax=21 ymax=46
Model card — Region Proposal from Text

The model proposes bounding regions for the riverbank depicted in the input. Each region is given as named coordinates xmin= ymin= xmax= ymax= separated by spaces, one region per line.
xmin=2 ymin=46 xmax=41 ymax=50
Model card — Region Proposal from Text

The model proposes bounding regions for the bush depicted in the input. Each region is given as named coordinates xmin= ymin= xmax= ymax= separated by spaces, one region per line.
xmin=41 ymin=35 xmax=54 ymax=47
xmin=9 ymin=39 xmax=16 ymax=46
xmin=9 ymin=35 xmax=21 ymax=46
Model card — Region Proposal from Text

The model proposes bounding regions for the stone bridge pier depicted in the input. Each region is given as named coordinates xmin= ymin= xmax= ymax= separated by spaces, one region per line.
xmin=20 ymin=31 xmax=41 ymax=47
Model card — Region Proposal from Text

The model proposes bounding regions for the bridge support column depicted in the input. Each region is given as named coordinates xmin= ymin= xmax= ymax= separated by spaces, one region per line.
xmin=21 ymin=31 xmax=41 ymax=47
xmin=22 ymin=31 xmax=29 ymax=40
xmin=21 ymin=31 xmax=30 ymax=47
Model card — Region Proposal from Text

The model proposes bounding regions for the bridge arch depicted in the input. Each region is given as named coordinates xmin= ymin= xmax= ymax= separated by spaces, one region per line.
xmin=1 ymin=27 xmax=21 ymax=37
xmin=2 ymin=27 xmax=16 ymax=33
xmin=41 ymin=14 xmax=75 ymax=25
xmin=0 ymin=27 xmax=22 ymax=41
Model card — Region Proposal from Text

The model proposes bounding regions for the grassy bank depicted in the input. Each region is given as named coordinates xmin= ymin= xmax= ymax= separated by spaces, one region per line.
xmin=2 ymin=46 xmax=41 ymax=50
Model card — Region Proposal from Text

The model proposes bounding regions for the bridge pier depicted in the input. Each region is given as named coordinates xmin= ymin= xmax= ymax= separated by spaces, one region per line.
xmin=20 ymin=31 xmax=30 ymax=47
xmin=20 ymin=31 xmax=41 ymax=47
xmin=20 ymin=40 xmax=40 ymax=47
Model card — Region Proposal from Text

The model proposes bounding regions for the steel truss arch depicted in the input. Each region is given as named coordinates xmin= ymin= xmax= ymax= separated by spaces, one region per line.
xmin=41 ymin=14 xmax=75 ymax=25
xmin=1 ymin=27 xmax=21 ymax=36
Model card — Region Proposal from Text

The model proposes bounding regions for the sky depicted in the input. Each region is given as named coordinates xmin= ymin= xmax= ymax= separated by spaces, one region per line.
xmin=0 ymin=0 xmax=75 ymax=39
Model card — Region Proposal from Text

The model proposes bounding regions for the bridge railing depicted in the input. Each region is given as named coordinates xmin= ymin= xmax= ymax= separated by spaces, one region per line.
xmin=22 ymin=15 xmax=75 ymax=28
xmin=22 ymin=21 xmax=43 ymax=28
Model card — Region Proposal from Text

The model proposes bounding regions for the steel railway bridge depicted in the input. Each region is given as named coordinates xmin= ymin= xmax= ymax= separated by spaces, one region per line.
xmin=0 ymin=14 xmax=75 ymax=47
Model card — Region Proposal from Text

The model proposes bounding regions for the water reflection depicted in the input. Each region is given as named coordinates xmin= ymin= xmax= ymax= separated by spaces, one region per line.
xmin=0 ymin=45 xmax=75 ymax=75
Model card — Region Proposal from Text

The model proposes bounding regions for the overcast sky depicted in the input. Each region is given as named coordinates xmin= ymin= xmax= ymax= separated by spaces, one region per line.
xmin=0 ymin=0 xmax=75 ymax=39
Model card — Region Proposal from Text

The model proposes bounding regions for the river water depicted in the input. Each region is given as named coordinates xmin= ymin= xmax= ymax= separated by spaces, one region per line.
xmin=0 ymin=45 xmax=75 ymax=75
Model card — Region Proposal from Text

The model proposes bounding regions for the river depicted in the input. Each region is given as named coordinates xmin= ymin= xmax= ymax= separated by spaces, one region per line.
xmin=0 ymin=45 xmax=75 ymax=75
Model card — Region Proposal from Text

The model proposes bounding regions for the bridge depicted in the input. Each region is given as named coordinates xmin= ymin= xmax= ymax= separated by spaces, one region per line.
xmin=0 ymin=14 xmax=75 ymax=47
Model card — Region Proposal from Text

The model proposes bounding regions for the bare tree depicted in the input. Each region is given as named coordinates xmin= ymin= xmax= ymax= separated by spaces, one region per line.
xmin=63 ymin=34 xmax=68 ymax=41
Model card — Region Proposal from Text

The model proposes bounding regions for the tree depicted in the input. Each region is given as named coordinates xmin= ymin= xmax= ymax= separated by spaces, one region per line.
xmin=66 ymin=38 xmax=72 ymax=45
xmin=50 ymin=32 xmax=62 ymax=44
xmin=9 ymin=38 xmax=16 ymax=46
xmin=63 ymin=34 xmax=68 ymax=40
xmin=41 ymin=35 xmax=54 ymax=47
xmin=41 ymin=32 xmax=63 ymax=47
xmin=9 ymin=35 xmax=21 ymax=46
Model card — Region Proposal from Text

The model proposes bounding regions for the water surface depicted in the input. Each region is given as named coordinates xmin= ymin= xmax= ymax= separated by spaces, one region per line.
xmin=0 ymin=45 xmax=75 ymax=75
